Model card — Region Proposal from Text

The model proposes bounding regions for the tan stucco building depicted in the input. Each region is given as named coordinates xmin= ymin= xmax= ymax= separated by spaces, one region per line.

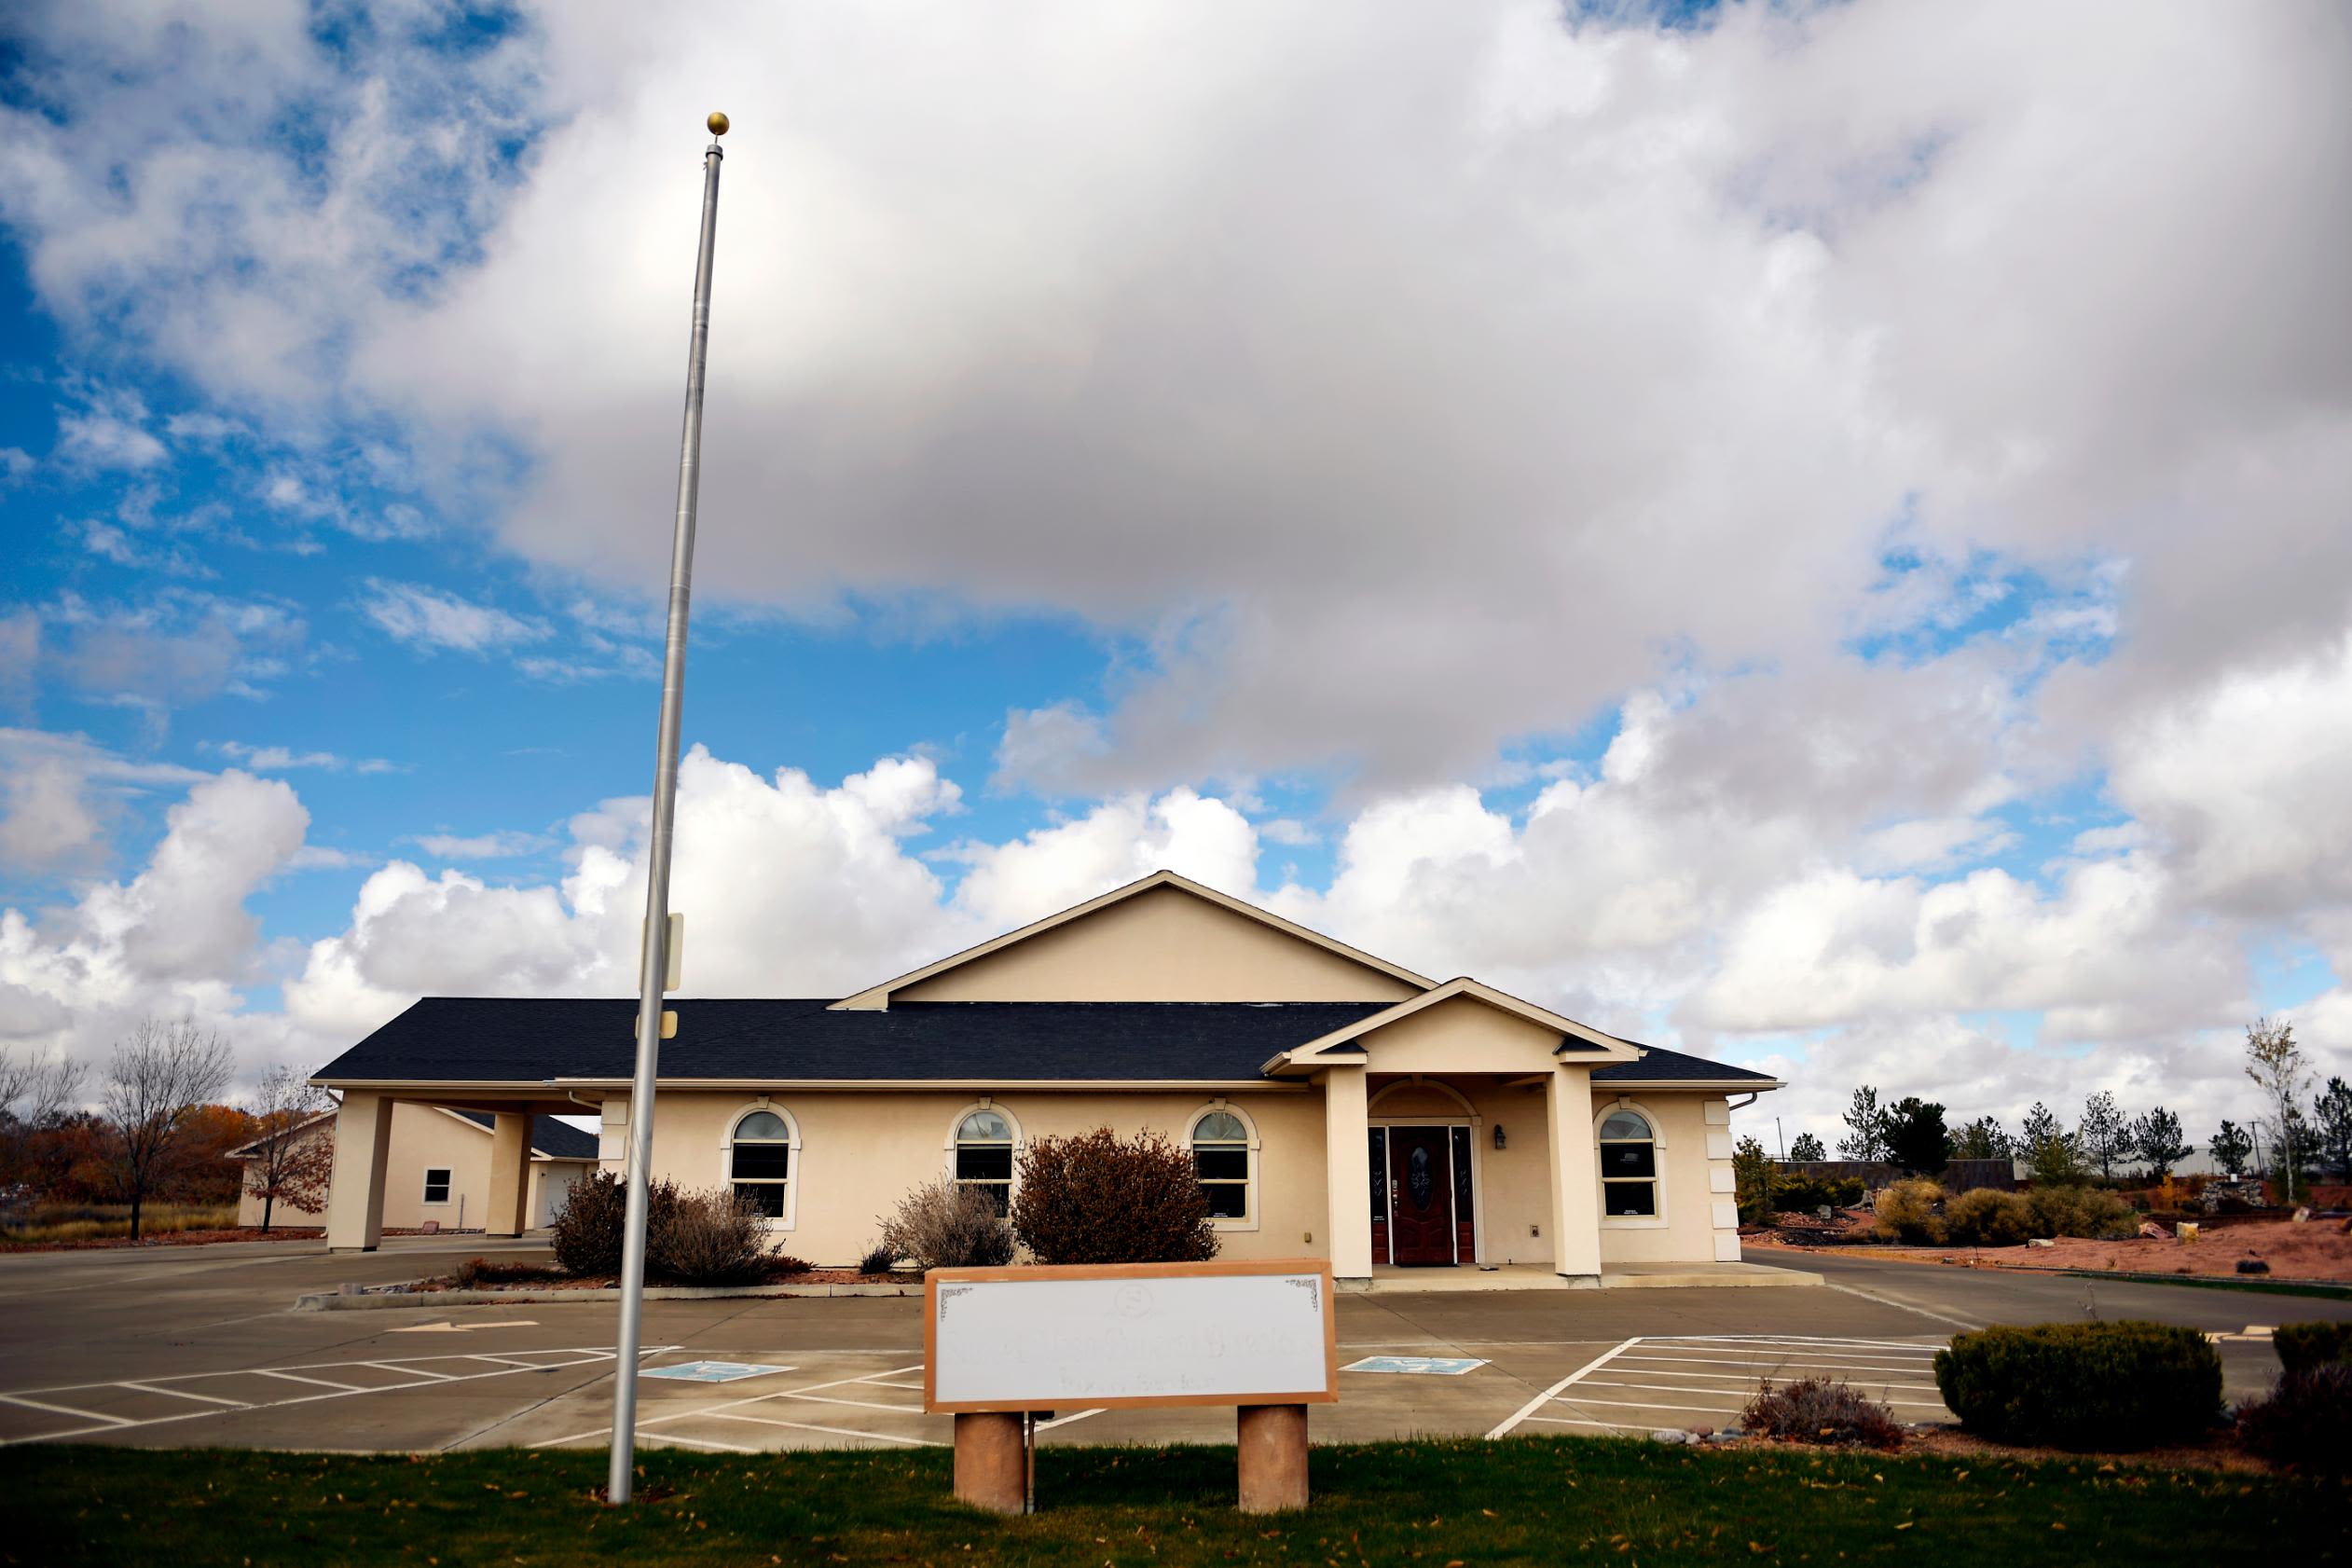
xmin=311 ymin=872 xmax=1781 ymax=1282
xmin=228 ymin=1105 xmax=597 ymax=1232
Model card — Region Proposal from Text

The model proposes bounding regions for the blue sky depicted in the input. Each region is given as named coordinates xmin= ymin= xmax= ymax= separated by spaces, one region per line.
xmin=1 ymin=1 xmax=2346 ymax=1154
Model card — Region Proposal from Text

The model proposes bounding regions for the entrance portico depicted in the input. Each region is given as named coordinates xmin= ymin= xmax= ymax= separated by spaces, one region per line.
xmin=1288 ymin=978 xmax=1631 ymax=1286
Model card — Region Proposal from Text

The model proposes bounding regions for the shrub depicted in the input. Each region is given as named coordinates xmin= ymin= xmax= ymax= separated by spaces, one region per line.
xmin=548 ymin=1172 xmax=679 ymax=1278
xmin=857 ymin=1240 xmax=901 ymax=1276
xmin=766 ymin=1254 xmax=813 ymax=1277
xmin=1943 ymin=1188 xmax=2036 ymax=1246
xmin=1933 ymin=1321 xmax=2222 ymax=1450
xmin=1776 ymin=1176 xmax=1865 ymax=1213
xmin=1872 ymin=1178 xmax=1945 ymax=1245
xmin=2276 ymin=1321 xmax=2352 ymax=1374
xmin=651 ymin=1187 xmax=769 ymax=1286
xmin=2026 ymin=1184 xmax=2139 ymax=1240
xmin=1739 ymin=1377 xmax=1902 ymax=1448
xmin=1011 ymin=1127 xmax=1218 ymax=1266
xmin=2236 ymin=1363 xmax=2352 ymax=1473
xmin=879 ymin=1178 xmax=1014 ymax=1270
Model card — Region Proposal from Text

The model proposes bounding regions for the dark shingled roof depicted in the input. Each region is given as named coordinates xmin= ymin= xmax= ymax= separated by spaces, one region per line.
xmin=312 ymin=997 xmax=1773 ymax=1089
xmin=313 ymin=998 xmax=1399 ymax=1085
xmin=1593 ymin=1042 xmax=1777 ymax=1084
xmin=449 ymin=1109 xmax=599 ymax=1160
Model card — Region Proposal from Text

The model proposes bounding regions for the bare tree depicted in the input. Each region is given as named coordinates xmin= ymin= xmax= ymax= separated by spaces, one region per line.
xmin=0 ymin=1047 xmax=87 ymax=1187
xmin=99 ymin=1018 xmax=234 ymax=1240
xmin=2244 ymin=1016 xmax=2311 ymax=1205
xmin=241 ymin=1066 xmax=335 ymax=1232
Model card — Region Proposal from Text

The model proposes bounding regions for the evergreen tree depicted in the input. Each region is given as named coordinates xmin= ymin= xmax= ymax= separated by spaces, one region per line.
xmin=1953 ymin=1115 xmax=2013 ymax=1161
xmin=2209 ymin=1120 xmax=2253 ymax=1179
xmin=1786 ymin=1132 xmax=1826 ymax=1162
xmin=2078 ymin=1091 xmax=2131 ymax=1180
xmin=2313 ymin=1077 xmax=2352 ymax=1183
xmin=1836 ymin=1086 xmax=1890 ymax=1162
xmin=1882 ymin=1097 xmax=1951 ymax=1176
xmin=1733 ymin=1134 xmax=1776 ymax=1224
xmin=2019 ymin=1100 xmax=2084 ymax=1185
xmin=2130 ymin=1107 xmax=2194 ymax=1179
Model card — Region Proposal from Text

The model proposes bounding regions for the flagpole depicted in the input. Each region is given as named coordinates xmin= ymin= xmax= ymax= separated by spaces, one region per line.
xmin=608 ymin=109 xmax=729 ymax=1506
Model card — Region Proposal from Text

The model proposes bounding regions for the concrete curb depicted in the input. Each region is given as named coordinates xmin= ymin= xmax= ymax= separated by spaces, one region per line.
xmin=294 ymin=1281 xmax=918 ymax=1312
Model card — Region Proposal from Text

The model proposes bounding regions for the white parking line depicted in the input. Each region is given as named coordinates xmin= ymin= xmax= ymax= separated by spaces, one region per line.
xmin=709 ymin=1410 xmax=940 ymax=1447
xmin=1490 ymin=1334 xmax=1955 ymax=1441
xmin=1485 ymin=1338 xmax=1643 ymax=1438
xmin=531 ymin=1363 xmax=932 ymax=1452
xmin=0 ymin=1393 xmax=133 ymax=1427
xmin=253 ymin=1369 xmax=365 ymax=1392
xmin=0 ymin=1346 xmax=672 ymax=1447
xmin=117 ymin=1382 xmax=250 ymax=1408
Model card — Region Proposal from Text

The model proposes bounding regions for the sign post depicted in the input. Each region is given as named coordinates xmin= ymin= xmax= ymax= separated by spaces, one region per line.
xmin=923 ymin=1259 xmax=1338 ymax=1514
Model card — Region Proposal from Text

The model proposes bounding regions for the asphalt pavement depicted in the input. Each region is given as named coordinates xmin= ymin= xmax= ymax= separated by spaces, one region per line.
xmin=0 ymin=1237 xmax=2331 ymax=1454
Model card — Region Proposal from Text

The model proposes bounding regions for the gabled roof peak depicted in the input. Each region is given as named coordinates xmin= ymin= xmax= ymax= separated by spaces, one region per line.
xmin=829 ymin=869 xmax=1436 ymax=1010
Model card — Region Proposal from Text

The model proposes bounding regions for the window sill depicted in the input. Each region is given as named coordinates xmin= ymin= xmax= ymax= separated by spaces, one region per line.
xmin=1208 ymin=1217 xmax=1259 ymax=1232
xmin=1602 ymin=1216 xmax=1669 ymax=1230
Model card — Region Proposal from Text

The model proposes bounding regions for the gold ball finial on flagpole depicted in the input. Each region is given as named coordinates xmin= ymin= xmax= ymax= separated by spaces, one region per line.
xmin=708 ymin=111 xmax=730 ymax=137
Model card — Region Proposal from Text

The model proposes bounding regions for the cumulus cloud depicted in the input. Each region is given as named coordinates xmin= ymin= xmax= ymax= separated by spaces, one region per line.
xmin=0 ymin=763 xmax=310 ymax=1082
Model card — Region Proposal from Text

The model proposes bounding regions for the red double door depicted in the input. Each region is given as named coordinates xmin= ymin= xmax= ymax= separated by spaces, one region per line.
xmin=1381 ymin=1126 xmax=1474 ymax=1266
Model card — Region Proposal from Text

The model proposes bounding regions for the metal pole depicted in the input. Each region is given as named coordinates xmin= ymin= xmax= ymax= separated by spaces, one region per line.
xmin=608 ymin=111 xmax=727 ymax=1506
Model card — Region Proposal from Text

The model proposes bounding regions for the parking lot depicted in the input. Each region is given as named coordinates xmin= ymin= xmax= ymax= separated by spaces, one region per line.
xmin=0 ymin=1237 xmax=2336 ymax=1454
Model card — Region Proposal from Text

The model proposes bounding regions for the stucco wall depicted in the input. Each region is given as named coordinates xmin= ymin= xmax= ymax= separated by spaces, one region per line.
xmin=1590 ymin=1092 xmax=1740 ymax=1264
xmin=608 ymin=1087 xmax=1333 ymax=1269
xmin=602 ymin=1078 xmax=1734 ymax=1270
xmin=243 ymin=1106 xmax=588 ymax=1232
xmin=889 ymin=886 xmax=1421 ymax=1004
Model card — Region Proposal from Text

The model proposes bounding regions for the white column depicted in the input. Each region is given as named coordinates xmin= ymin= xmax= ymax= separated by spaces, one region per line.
xmin=1322 ymin=1065 xmax=1373 ymax=1283
xmin=325 ymin=1092 xmax=395 ymax=1253
xmin=1544 ymin=1066 xmax=1602 ymax=1280
xmin=487 ymin=1112 xmax=533 ymax=1236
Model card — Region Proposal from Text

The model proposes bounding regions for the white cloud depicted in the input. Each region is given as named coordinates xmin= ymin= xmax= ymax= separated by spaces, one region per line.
xmin=406 ymin=830 xmax=555 ymax=860
xmin=358 ymin=580 xmax=549 ymax=654
xmin=206 ymin=740 xmax=396 ymax=774
xmin=54 ymin=389 xmax=167 ymax=471
xmin=0 ymin=728 xmax=207 ymax=876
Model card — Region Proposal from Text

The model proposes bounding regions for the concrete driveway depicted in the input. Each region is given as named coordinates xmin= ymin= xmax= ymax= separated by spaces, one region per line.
xmin=0 ymin=1238 xmax=2334 ymax=1454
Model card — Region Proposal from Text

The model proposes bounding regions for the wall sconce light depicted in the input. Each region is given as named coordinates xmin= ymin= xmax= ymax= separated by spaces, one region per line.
xmin=1492 ymin=1124 xmax=1506 ymax=1150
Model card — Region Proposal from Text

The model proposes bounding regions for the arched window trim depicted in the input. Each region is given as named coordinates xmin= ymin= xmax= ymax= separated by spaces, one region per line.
xmin=1186 ymin=1097 xmax=1261 ymax=1233
xmin=719 ymin=1098 xmax=802 ymax=1232
xmin=944 ymin=1098 xmax=1023 ymax=1215
xmin=1594 ymin=1095 xmax=1669 ymax=1231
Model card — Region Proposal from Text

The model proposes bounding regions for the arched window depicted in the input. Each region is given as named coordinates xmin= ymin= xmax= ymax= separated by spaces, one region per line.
xmin=729 ymin=1109 xmax=793 ymax=1218
xmin=954 ymin=1108 xmax=1015 ymax=1216
xmin=1598 ymin=1109 xmax=1657 ymax=1217
xmin=1192 ymin=1109 xmax=1250 ymax=1219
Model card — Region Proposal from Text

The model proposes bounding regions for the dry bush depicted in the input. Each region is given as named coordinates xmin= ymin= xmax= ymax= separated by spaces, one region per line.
xmin=1942 ymin=1188 xmax=2035 ymax=1246
xmin=857 ymin=1240 xmax=901 ymax=1275
xmin=1872 ymin=1177 xmax=1946 ymax=1245
xmin=549 ymin=1173 xmax=679 ymax=1278
xmin=652 ymin=1187 xmax=771 ymax=1286
xmin=2025 ymin=1184 xmax=2139 ymax=1240
xmin=1011 ymin=1127 xmax=1218 ymax=1266
xmin=878 ymin=1177 xmax=1014 ymax=1270
xmin=1740 ymin=1377 xmax=1904 ymax=1448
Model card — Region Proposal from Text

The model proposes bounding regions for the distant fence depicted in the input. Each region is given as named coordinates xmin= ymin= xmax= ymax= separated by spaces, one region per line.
xmin=1778 ymin=1159 xmax=2018 ymax=1195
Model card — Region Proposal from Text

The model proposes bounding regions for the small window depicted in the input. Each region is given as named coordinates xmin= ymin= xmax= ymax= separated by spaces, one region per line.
xmin=955 ymin=1109 xmax=1014 ymax=1216
xmin=1598 ymin=1110 xmax=1657 ymax=1217
xmin=422 ymin=1168 xmax=453 ymax=1204
xmin=1192 ymin=1110 xmax=1250 ymax=1220
xmin=730 ymin=1109 xmax=792 ymax=1218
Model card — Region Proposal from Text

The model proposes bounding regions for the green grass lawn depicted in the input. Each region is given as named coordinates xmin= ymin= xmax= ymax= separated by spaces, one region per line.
xmin=3 ymin=1437 xmax=2338 ymax=1567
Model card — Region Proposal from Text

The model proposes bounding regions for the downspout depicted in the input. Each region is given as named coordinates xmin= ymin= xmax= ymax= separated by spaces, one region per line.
xmin=1726 ymin=1093 xmax=1760 ymax=1113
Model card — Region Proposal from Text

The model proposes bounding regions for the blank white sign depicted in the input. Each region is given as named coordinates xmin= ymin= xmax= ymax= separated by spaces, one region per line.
xmin=928 ymin=1268 xmax=1331 ymax=1410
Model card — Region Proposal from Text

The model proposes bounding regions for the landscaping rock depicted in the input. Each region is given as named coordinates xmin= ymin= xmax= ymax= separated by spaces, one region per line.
xmin=1689 ymin=1424 xmax=1714 ymax=1438
xmin=1650 ymin=1428 xmax=1694 ymax=1445
xmin=2237 ymin=1259 xmax=2271 ymax=1274
xmin=2026 ymin=1237 xmax=2056 ymax=1248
